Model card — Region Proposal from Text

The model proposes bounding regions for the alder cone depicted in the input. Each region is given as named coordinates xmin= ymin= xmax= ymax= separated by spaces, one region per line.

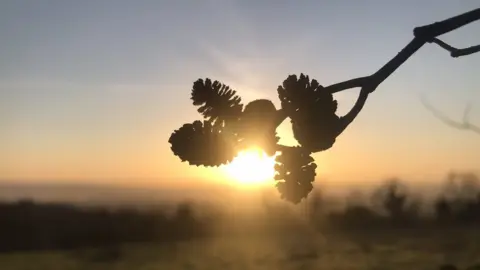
xmin=191 ymin=78 xmax=243 ymax=127
xmin=277 ymin=74 xmax=341 ymax=152
xmin=169 ymin=120 xmax=237 ymax=167
xmin=236 ymin=99 xmax=280 ymax=156
xmin=274 ymin=146 xmax=317 ymax=203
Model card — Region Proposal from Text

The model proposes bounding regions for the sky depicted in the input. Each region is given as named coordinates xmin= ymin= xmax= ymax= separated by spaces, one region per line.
xmin=0 ymin=1 xmax=479 ymax=189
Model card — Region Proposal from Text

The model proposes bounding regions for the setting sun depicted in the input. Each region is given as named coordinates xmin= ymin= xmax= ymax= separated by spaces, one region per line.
xmin=223 ymin=148 xmax=277 ymax=186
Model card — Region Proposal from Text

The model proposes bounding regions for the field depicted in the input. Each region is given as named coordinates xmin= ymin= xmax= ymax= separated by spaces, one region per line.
xmin=1 ymin=227 xmax=480 ymax=270
xmin=2 ymin=177 xmax=480 ymax=270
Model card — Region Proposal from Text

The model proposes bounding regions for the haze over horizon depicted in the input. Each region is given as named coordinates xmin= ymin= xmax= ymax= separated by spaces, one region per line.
xmin=1 ymin=1 xmax=480 ymax=193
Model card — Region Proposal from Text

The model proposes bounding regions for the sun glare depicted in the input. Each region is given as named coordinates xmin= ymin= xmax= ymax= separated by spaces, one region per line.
xmin=223 ymin=148 xmax=276 ymax=186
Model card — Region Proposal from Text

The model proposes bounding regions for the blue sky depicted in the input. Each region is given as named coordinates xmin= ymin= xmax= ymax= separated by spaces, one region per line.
xmin=0 ymin=1 xmax=479 ymax=187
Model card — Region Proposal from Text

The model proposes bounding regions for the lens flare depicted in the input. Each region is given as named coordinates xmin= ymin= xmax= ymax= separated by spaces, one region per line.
xmin=223 ymin=148 xmax=276 ymax=186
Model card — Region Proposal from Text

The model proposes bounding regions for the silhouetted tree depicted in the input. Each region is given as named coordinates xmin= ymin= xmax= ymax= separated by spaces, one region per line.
xmin=435 ymin=195 xmax=453 ymax=224
xmin=169 ymin=9 xmax=480 ymax=203
xmin=437 ymin=173 xmax=480 ymax=224
xmin=0 ymin=200 xmax=219 ymax=253
xmin=371 ymin=179 xmax=412 ymax=222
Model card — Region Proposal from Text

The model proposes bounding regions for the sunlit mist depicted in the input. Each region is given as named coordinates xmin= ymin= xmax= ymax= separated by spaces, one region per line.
xmin=223 ymin=148 xmax=276 ymax=186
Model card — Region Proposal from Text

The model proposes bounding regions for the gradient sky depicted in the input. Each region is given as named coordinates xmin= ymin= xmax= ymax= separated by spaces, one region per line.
xmin=1 ymin=1 xmax=479 ymax=188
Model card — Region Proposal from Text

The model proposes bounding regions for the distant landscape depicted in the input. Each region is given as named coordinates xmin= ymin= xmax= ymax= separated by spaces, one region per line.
xmin=0 ymin=180 xmax=235 ymax=206
xmin=1 ymin=172 xmax=480 ymax=269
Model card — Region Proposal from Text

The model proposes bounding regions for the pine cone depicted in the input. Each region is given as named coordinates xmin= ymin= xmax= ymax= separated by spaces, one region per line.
xmin=277 ymin=74 xmax=341 ymax=152
xmin=169 ymin=120 xmax=237 ymax=167
xmin=191 ymin=78 xmax=243 ymax=127
xmin=274 ymin=146 xmax=317 ymax=203
xmin=277 ymin=73 xmax=322 ymax=114
xmin=236 ymin=99 xmax=279 ymax=156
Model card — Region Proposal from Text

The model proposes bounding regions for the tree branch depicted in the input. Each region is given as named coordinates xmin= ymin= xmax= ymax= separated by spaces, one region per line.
xmin=413 ymin=8 xmax=480 ymax=40
xmin=322 ymin=8 xmax=480 ymax=136
xmin=420 ymin=96 xmax=480 ymax=135
xmin=274 ymin=108 xmax=289 ymax=127
xmin=325 ymin=77 xmax=370 ymax=94
xmin=338 ymin=85 xmax=371 ymax=134
xmin=325 ymin=8 xmax=480 ymax=95
xmin=429 ymin=38 xmax=480 ymax=58
xmin=463 ymin=102 xmax=472 ymax=123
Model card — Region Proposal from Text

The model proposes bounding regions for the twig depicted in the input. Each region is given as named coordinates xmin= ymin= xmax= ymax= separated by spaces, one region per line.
xmin=324 ymin=8 xmax=480 ymax=135
xmin=420 ymin=96 xmax=480 ymax=135
xmin=326 ymin=8 xmax=480 ymax=95
xmin=429 ymin=38 xmax=480 ymax=57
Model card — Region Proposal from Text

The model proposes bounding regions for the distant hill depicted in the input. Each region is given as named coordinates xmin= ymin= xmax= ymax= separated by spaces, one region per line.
xmin=0 ymin=176 xmax=456 ymax=208
xmin=0 ymin=180 xmax=236 ymax=207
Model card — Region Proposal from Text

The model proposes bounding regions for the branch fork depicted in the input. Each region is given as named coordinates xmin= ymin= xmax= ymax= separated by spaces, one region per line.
xmin=315 ymin=8 xmax=480 ymax=140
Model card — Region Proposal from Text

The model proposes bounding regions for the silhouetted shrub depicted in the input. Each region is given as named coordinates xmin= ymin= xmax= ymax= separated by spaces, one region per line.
xmin=322 ymin=173 xmax=480 ymax=231
xmin=433 ymin=172 xmax=480 ymax=225
xmin=3 ymin=173 xmax=480 ymax=253
xmin=0 ymin=200 xmax=219 ymax=253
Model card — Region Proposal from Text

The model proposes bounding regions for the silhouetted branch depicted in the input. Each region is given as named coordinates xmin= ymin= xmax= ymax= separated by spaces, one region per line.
xmin=420 ymin=96 xmax=480 ymax=135
xmin=274 ymin=108 xmax=289 ymax=127
xmin=429 ymin=38 xmax=480 ymax=58
xmin=463 ymin=102 xmax=472 ymax=123
xmin=338 ymin=86 xmax=370 ymax=133
xmin=325 ymin=77 xmax=370 ymax=94
xmin=324 ymin=8 xmax=480 ymax=134
xmin=170 ymin=8 xmax=480 ymax=204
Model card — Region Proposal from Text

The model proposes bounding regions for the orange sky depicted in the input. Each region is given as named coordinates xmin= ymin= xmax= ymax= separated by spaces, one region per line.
xmin=1 ymin=2 xmax=479 ymax=189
